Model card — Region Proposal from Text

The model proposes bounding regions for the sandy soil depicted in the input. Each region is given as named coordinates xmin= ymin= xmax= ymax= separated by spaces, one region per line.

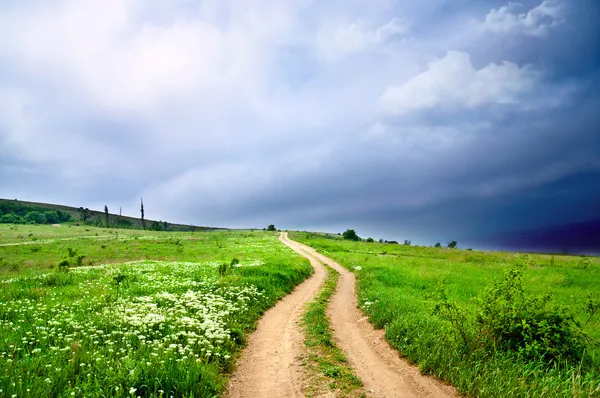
xmin=224 ymin=234 xmax=328 ymax=398
xmin=280 ymin=233 xmax=458 ymax=398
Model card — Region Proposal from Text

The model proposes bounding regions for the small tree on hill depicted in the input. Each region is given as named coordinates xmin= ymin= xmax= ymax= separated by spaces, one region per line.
xmin=404 ymin=240 xmax=411 ymax=246
xmin=342 ymin=229 xmax=359 ymax=241
xmin=447 ymin=240 xmax=457 ymax=249
xmin=366 ymin=237 xmax=374 ymax=243
xmin=140 ymin=198 xmax=145 ymax=230
xmin=434 ymin=242 xmax=442 ymax=248
xmin=44 ymin=210 xmax=60 ymax=224
xmin=79 ymin=207 xmax=91 ymax=223
xmin=267 ymin=224 xmax=276 ymax=231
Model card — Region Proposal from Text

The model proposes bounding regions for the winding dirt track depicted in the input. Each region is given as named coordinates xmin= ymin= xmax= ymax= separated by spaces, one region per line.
xmin=225 ymin=234 xmax=328 ymax=398
xmin=281 ymin=233 xmax=457 ymax=398
xmin=226 ymin=233 xmax=457 ymax=397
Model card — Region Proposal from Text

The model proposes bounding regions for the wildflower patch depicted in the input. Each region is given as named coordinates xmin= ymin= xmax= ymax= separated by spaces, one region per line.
xmin=0 ymin=231 xmax=312 ymax=397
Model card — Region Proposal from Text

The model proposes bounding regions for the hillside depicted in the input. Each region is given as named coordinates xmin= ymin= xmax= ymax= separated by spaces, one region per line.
xmin=0 ymin=198 xmax=220 ymax=232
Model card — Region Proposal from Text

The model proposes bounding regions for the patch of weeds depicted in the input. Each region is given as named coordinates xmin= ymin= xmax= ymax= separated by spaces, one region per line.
xmin=218 ymin=258 xmax=239 ymax=277
xmin=58 ymin=258 xmax=70 ymax=272
xmin=577 ymin=257 xmax=591 ymax=270
xmin=432 ymin=264 xmax=592 ymax=365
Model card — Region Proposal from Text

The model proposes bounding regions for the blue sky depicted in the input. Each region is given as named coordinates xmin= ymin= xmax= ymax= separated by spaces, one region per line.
xmin=1 ymin=0 xmax=599 ymax=246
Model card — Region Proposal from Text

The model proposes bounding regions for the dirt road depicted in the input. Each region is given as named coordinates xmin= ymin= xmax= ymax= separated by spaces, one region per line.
xmin=280 ymin=233 xmax=457 ymax=398
xmin=224 ymin=234 xmax=328 ymax=398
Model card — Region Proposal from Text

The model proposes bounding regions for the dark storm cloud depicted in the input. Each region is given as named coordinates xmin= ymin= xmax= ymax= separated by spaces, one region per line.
xmin=1 ymin=0 xmax=599 ymax=252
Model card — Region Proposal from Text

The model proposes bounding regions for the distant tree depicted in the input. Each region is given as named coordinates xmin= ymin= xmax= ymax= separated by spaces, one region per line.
xmin=25 ymin=211 xmax=46 ymax=224
xmin=342 ymin=229 xmax=359 ymax=241
xmin=117 ymin=219 xmax=132 ymax=228
xmin=163 ymin=221 xmax=169 ymax=231
xmin=447 ymin=240 xmax=458 ymax=249
xmin=104 ymin=205 xmax=109 ymax=228
xmin=387 ymin=240 xmax=399 ymax=244
xmin=150 ymin=221 xmax=163 ymax=231
xmin=56 ymin=210 xmax=71 ymax=222
xmin=267 ymin=224 xmax=276 ymax=231
xmin=434 ymin=242 xmax=442 ymax=248
xmin=0 ymin=213 xmax=23 ymax=224
xmin=79 ymin=207 xmax=91 ymax=223
xmin=404 ymin=240 xmax=411 ymax=246
xmin=140 ymin=198 xmax=145 ymax=230
xmin=379 ymin=238 xmax=383 ymax=243
xmin=366 ymin=237 xmax=374 ymax=243
xmin=44 ymin=210 xmax=60 ymax=224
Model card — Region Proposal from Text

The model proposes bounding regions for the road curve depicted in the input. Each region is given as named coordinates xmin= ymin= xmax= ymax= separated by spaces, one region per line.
xmin=280 ymin=233 xmax=458 ymax=398
xmin=224 ymin=233 xmax=328 ymax=398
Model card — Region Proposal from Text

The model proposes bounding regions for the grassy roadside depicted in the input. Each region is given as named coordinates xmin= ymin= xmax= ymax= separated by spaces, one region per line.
xmin=291 ymin=232 xmax=600 ymax=397
xmin=0 ymin=226 xmax=313 ymax=397
xmin=301 ymin=264 xmax=365 ymax=397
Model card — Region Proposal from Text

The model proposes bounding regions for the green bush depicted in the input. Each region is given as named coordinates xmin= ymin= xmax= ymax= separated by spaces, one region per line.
xmin=0 ymin=213 xmax=24 ymax=224
xmin=342 ymin=229 xmax=359 ymax=241
xmin=24 ymin=211 xmax=47 ymax=224
xmin=434 ymin=264 xmax=589 ymax=365
xmin=475 ymin=265 xmax=586 ymax=363
xmin=44 ymin=210 xmax=60 ymax=223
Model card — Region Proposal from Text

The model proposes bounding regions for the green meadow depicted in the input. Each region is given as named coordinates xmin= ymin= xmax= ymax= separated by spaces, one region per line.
xmin=0 ymin=225 xmax=312 ymax=397
xmin=291 ymin=232 xmax=600 ymax=397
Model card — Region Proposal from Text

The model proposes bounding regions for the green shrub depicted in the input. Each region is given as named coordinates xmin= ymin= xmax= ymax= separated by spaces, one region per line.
xmin=24 ymin=211 xmax=47 ymax=224
xmin=475 ymin=265 xmax=586 ymax=363
xmin=57 ymin=259 xmax=70 ymax=272
xmin=44 ymin=210 xmax=60 ymax=224
xmin=342 ymin=229 xmax=359 ymax=241
xmin=434 ymin=264 xmax=589 ymax=365
xmin=0 ymin=213 xmax=24 ymax=224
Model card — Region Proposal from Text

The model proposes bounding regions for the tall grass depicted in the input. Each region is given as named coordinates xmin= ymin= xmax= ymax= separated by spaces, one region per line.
xmin=291 ymin=232 xmax=600 ymax=397
xmin=0 ymin=228 xmax=312 ymax=397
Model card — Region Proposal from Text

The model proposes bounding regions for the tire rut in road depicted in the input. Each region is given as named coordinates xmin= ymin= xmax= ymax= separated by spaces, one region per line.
xmin=281 ymin=233 xmax=458 ymax=398
xmin=224 ymin=234 xmax=327 ymax=398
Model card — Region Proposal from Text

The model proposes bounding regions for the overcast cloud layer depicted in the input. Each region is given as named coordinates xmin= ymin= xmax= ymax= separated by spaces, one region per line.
xmin=1 ymin=0 xmax=599 ymax=247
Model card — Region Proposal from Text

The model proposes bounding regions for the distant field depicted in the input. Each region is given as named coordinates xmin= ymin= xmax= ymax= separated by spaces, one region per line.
xmin=291 ymin=232 xmax=600 ymax=397
xmin=0 ymin=225 xmax=312 ymax=397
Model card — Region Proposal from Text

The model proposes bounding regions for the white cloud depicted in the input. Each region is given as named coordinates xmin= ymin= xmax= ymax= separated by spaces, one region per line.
xmin=0 ymin=0 xmax=292 ymax=113
xmin=381 ymin=51 xmax=539 ymax=114
xmin=315 ymin=18 xmax=409 ymax=62
xmin=483 ymin=1 xmax=564 ymax=37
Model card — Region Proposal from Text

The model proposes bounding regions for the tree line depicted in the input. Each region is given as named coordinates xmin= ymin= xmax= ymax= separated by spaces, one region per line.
xmin=0 ymin=202 xmax=72 ymax=224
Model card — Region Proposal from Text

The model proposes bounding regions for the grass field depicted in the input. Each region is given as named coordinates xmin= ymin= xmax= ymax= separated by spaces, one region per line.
xmin=0 ymin=225 xmax=312 ymax=397
xmin=291 ymin=232 xmax=600 ymax=397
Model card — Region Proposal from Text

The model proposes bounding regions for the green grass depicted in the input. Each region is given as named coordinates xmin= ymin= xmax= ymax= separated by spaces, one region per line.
xmin=291 ymin=232 xmax=600 ymax=397
xmin=301 ymin=265 xmax=364 ymax=397
xmin=0 ymin=225 xmax=312 ymax=397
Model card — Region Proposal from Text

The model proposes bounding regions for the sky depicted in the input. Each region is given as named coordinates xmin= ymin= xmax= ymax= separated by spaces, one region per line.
xmin=1 ymin=0 xmax=599 ymax=248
